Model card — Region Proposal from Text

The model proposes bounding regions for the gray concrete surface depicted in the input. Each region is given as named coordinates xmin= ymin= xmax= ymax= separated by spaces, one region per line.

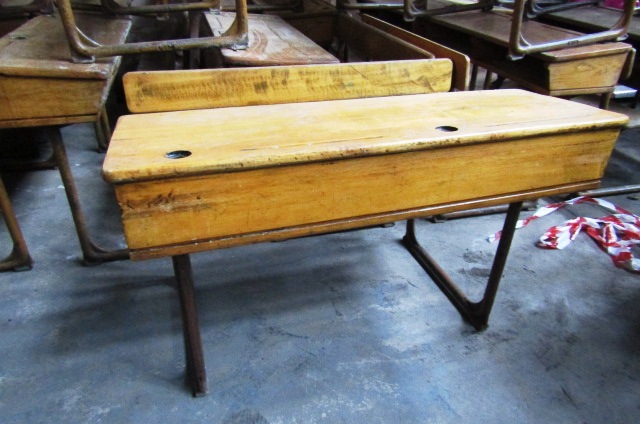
xmin=1 ymin=12 xmax=639 ymax=419
xmin=1 ymin=96 xmax=639 ymax=423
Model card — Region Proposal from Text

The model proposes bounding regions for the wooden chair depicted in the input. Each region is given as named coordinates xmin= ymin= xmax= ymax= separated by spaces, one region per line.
xmin=0 ymin=12 xmax=131 ymax=264
xmin=106 ymin=61 xmax=627 ymax=397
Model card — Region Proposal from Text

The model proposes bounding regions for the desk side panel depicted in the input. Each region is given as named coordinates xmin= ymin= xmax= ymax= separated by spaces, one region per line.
xmin=114 ymin=129 xmax=619 ymax=255
xmin=547 ymin=51 xmax=629 ymax=92
xmin=0 ymin=76 xmax=106 ymax=121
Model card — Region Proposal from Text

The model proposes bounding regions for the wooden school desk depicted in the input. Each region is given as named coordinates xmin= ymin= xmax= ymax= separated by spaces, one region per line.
xmin=0 ymin=12 xmax=131 ymax=264
xmin=104 ymin=66 xmax=627 ymax=396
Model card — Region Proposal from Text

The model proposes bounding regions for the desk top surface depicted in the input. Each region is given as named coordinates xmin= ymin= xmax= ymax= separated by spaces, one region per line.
xmin=0 ymin=12 xmax=131 ymax=79
xmin=204 ymin=12 xmax=339 ymax=66
xmin=546 ymin=6 xmax=640 ymax=41
xmin=430 ymin=10 xmax=631 ymax=59
xmin=104 ymin=89 xmax=628 ymax=184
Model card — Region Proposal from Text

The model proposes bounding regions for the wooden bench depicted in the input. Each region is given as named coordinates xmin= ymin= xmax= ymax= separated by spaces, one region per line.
xmin=0 ymin=12 xmax=131 ymax=264
xmin=103 ymin=62 xmax=627 ymax=396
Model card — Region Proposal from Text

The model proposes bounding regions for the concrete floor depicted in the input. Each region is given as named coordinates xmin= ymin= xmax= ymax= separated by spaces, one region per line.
xmin=1 ymin=95 xmax=639 ymax=423
xmin=1 ymin=19 xmax=640 ymax=420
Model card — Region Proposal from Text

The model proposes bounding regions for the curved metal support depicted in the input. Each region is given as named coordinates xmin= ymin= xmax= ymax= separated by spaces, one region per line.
xmin=508 ymin=0 xmax=635 ymax=59
xmin=402 ymin=202 xmax=523 ymax=330
xmin=56 ymin=0 xmax=249 ymax=63
xmin=47 ymin=127 xmax=129 ymax=265
xmin=0 ymin=176 xmax=33 ymax=272
xmin=525 ymin=0 xmax=598 ymax=19
xmin=402 ymin=0 xmax=493 ymax=22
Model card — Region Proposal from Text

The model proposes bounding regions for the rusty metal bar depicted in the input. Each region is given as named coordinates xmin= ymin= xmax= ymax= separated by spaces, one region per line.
xmin=217 ymin=0 xmax=304 ymax=12
xmin=577 ymin=184 xmax=640 ymax=198
xmin=0 ymin=176 xmax=33 ymax=272
xmin=56 ymin=0 xmax=249 ymax=63
xmin=172 ymin=254 xmax=207 ymax=397
xmin=94 ymin=106 xmax=111 ymax=153
xmin=337 ymin=0 xmax=492 ymax=21
xmin=100 ymin=0 xmax=219 ymax=15
xmin=428 ymin=200 xmax=536 ymax=222
xmin=402 ymin=202 xmax=523 ymax=330
xmin=508 ymin=0 xmax=635 ymax=59
xmin=526 ymin=0 xmax=599 ymax=19
xmin=47 ymin=126 xmax=129 ymax=264
xmin=402 ymin=0 xmax=493 ymax=22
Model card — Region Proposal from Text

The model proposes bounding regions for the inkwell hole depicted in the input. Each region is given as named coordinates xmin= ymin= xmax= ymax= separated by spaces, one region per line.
xmin=165 ymin=150 xmax=192 ymax=159
xmin=436 ymin=126 xmax=458 ymax=132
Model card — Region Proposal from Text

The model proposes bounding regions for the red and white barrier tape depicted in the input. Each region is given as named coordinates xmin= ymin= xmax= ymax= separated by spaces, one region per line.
xmin=489 ymin=196 xmax=640 ymax=273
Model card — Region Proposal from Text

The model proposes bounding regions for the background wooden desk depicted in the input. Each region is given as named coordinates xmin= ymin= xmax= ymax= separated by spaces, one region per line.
xmin=0 ymin=12 xmax=131 ymax=265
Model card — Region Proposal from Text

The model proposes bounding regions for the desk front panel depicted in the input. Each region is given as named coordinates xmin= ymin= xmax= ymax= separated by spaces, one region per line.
xmin=113 ymin=128 xmax=619 ymax=259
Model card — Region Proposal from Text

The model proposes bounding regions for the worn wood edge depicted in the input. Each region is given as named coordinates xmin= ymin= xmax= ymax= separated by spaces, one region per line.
xmin=0 ymin=114 xmax=97 ymax=128
xmin=536 ymin=42 xmax=632 ymax=63
xmin=122 ymin=59 xmax=453 ymax=113
xmin=103 ymin=113 xmax=627 ymax=184
xmin=127 ymin=181 xmax=600 ymax=260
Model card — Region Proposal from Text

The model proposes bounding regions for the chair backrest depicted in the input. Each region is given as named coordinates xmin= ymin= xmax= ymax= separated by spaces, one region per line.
xmin=123 ymin=59 xmax=453 ymax=113
xmin=359 ymin=14 xmax=470 ymax=91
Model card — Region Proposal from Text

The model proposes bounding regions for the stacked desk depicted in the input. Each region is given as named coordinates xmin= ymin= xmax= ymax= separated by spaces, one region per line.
xmin=541 ymin=4 xmax=640 ymax=89
xmin=412 ymin=8 xmax=633 ymax=106
xmin=0 ymin=12 xmax=131 ymax=265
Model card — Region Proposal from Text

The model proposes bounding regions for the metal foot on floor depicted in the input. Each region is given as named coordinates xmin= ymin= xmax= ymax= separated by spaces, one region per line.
xmin=172 ymin=254 xmax=208 ymax=397
xmin=47 ymin=127 xmax=129 ymax=265
xmin=0 ymin=177 xmax=33 ymax=272
xmin=402 ymin=202 xmax=523 ymax=330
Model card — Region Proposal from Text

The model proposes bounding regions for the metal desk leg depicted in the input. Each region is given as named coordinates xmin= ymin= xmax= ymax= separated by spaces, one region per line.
xmin=402 ymin=202 xmax=523 ymax=330
xmin=172 ymin=254 xmax=208 ymax=397
xmin=47 ymin=126 xmax=129 ymax=265
xmin=0 ymin=176 xmax=33 ymax=271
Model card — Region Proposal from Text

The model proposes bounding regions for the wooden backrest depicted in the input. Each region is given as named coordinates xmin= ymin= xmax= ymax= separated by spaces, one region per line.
xmin=123 ymin=59 xmax=453 ymax=113
xmin=360 ymin=14 xmax=470 ymax=91
xmin=334 ymin=13 xmax=435 ymax=62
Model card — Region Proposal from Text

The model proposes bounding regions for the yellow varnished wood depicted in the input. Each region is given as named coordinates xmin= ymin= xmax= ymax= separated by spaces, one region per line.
xmin=105 ymin=89 xmax=627 ymax=183
xmin=103 ymin=89 xmax=628 ymax=258
xmin=0 ymin=13 xmax=131 ymax=126
xmin=123 ymin=60 xmax=453 ymax=113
